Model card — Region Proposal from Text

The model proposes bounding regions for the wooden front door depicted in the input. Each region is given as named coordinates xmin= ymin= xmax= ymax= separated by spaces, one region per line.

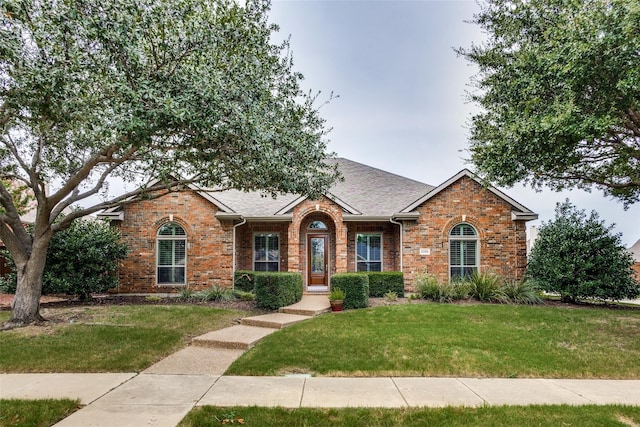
xmin=308 ymin=234 xmax=328 ymax=287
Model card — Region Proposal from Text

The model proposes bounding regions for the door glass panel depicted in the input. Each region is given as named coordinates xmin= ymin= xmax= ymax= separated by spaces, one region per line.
xmin=310 ymin=237 xmax=325 ymax=273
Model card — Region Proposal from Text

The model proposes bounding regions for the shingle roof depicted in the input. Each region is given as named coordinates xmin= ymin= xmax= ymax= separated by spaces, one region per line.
xmin=209 ymin=158 xmax=435 ymax=217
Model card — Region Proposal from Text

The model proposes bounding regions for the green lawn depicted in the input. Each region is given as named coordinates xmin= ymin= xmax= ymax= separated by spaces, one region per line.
xmin=226 ymin=303 xmax=640 ymax=378
xmin=180 ymin=405 xmax=640 ymax=427
xmin=0 ymin=399 xmax=80 ymax=427
xmin=0 ymin=305 xmax=252 ymax=372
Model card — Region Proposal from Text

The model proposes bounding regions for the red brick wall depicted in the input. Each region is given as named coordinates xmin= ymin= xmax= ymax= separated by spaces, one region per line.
xmin=236 ymin=222 xmax=290 ymax=272
xmin=346 ymin=222 xmax=400 ymax=272
xmin=402 ymin=176 xmax=528 ymax=290
xmin=115 ymin=191 xmax=234 ymax=293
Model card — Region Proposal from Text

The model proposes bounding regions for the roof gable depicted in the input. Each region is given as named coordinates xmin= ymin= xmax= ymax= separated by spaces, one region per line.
xmin=402 ymin=169 xmax=537 ymax=220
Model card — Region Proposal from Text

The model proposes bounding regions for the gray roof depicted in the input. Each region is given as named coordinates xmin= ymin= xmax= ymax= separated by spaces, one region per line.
xmin=209 ymin=158 xmax=435 ymax=218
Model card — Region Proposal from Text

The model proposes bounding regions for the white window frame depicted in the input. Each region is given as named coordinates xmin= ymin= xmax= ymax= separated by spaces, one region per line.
xmin=156 ymin=223 xmax=187 ymax=286
xmin=449 ymin=223 xmax=479 ymax=281
xmin=253 ymin=232 xmax=280 ymax=272
xmin=356 ymin=233 xmax=383 ymax=272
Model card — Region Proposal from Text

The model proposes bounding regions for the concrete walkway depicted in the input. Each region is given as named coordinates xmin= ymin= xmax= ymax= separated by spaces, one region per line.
xmin=2 ymin=295 xmax=640 ymax=427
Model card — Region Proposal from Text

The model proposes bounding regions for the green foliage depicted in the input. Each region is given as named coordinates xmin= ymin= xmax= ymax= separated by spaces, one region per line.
xmin=416 ymin=273 xmax=455 ymax=303
xmin=467 ymin=272 xmax=509 ymax=303
xmin=365 ymin=271 xmax=405 ymax=298
xmin=383 ymin=291 xmax=398 ymax=302
xmin=503 ymin=280 xmax=543 ymax=305
xmin=254 ymin=272 xmax=303 ymax=310
xmin=197 ymin=285 xmax=235 ymax=302
xmin=178 ymin=287 xmax=196 ymax=301
xmin=527 ymin=200 xmax=639 ymax=303
xmin=1 ymin=219 xmax=128 ymax=300
xmin=233 ymin=290 xmax=256 ymax=301
xmin=1 ymin=0 xmax=339 ymax=323
xmin=234 ymin=271 xmax=257 ymax=293
xmin=42 ymin=220 xmax=128 ymax=300
xmin=329 ymin=287 xmax=345 ymax=301
xmin=459 ymin=0 xmax=640 ymax=204
xmin=330 ymin=273 xmax=368 ymax=309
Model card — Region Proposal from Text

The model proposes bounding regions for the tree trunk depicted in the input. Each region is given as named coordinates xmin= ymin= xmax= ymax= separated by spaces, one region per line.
xmin=8 ymin=237 xmax=50 ymax=327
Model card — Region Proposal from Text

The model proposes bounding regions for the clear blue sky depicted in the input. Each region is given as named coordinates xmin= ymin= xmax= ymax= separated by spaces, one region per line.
xmin=268 ymin=0 xmax=639 ymax=246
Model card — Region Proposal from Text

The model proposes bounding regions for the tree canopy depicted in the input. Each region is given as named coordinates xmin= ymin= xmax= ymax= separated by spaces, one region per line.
xmin=0 ymin=0 xmax=339 ymax=326
xmin=459 ymin=0 xmax=640 ymax=205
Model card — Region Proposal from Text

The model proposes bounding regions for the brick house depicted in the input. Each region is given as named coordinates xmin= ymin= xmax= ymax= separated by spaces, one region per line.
xmin=99 ymin=158 xmax=537 ymax=293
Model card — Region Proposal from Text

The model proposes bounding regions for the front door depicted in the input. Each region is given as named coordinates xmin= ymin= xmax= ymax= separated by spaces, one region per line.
xmin=308 ymin=234 xmax=328 ymax=290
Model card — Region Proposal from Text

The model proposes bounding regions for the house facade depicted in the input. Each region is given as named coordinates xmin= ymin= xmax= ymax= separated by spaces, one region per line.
xmin=100 ymin=158 xmax=538 ymax=293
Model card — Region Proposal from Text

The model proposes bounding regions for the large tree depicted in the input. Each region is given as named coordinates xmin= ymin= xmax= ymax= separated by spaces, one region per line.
xmin=0 ymin=0 xmax=339 ymax=327
xmin=459 ymin=0 xmax=640 ymax=205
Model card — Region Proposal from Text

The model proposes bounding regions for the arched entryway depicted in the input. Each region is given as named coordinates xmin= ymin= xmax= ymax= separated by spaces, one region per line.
xmin=300 ymin=213 xmax=336 ymax=292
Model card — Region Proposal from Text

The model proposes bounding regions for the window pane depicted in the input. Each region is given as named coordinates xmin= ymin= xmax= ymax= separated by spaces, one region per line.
xmin=254 ymin=235 xmax=266 ymax=261
xmin=463 ymin=241 xmax=476 ymax=265
xmin=158 ymin=266 xmax=185 ymax=284
xmin=267 ymin=235 xmax=279 ymax=261
xmin=158 ymin=223 xmax=186 ymax=236
xmin=174 ymin=240 xmax=186 ymax=265
xmin=369 ymin=235 xmax=381 ymax=261
xmin=450 ymin=241 xmax=461 ymax=266
xmin=158 ymin=241 xmax=173 ymax=265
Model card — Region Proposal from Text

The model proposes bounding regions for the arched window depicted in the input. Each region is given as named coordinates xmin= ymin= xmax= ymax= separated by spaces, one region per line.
xmin=157 ymin=223 xmax=186 ymax=285
xmin=449 ymin=223 xmax=478 ymax=280
xmin=309 ymin=220 xmax=327 ymax=230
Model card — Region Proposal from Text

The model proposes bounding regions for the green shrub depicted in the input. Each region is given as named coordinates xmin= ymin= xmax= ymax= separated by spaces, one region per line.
xmin=233 ymin=290 xmax=256 ymax=301
xmin=254 ymin=272 xmax=303 ymax=310
xmin=503 ymin=280 xmax=543 ymax=305
xmin=329 ymin=287 xmax=346 ymax=301
xmin=198 ymin=285 xmax=234 ymax=302
xmin=527 ymin=200 xmax=640 ymax=303
xmin=366 ymin=272 xmax=404 ymax=297
xmin=234 ymin=271 xmax=257 ymax=292
xmin=451 ymin=281 xmax=472 ymax=300
xmin=330 ymin=273 xmax=368 ymax=309
xmin=383 ymin=291 xmax=398 ymax=302
xmin=468 ymin=271 xmax=508 ymax=303
xmin=178 ymin=287 xmax=196 ymax=301
xmin=416 ymin=273 xmax=450 ymax=302
xmin=0 ymin=219 xmax=128 ymax=300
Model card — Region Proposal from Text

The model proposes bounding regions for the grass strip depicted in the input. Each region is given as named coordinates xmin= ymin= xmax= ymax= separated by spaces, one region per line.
xmin=180 ymin=405 xmax=640 ymax=427
xmin=0 ymin=399 xmax=80 ymax=427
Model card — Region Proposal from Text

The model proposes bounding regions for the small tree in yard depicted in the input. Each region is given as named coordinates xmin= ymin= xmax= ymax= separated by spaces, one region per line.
xmin=1 ymin=219 xmax=129 ymax=300
xmin=0 ymin=0 xmax=339 ymax=327
xmin=527 ymin=200 xmax=639 ymax=303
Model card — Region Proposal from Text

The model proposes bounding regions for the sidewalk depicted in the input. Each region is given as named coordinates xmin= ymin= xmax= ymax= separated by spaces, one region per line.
xmin=1 ymin=295 xmax=639 ymax=427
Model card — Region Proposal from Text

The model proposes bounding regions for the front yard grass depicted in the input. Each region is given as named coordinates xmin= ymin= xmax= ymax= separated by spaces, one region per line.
xmin=0 ymin=399 xmax=80 ymax=427
xmin=0 ymin=305 xmax=251 ymax=372
xmin=226 ymin=303 xmax=640 ymax=378
xmin=180 ymin=405 xmax=640 ymax=427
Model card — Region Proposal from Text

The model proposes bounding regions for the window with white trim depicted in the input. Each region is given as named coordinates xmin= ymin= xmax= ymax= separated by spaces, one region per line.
xmin=157 ymin=223 xmax=186 ymax=285
xmin=449 ymin=223 xmax=478 ymax=280
xmin=254 ymin=233 xmax=279 ymax=272
xmin=356 ymin=233 xmax=382 ymax=272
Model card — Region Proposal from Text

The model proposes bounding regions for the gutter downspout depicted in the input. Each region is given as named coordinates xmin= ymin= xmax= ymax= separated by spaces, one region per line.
xmin=232 ymin=217 xmax=247 ymax=290
xmin=389 ymin=217 xmax=403 ymax=272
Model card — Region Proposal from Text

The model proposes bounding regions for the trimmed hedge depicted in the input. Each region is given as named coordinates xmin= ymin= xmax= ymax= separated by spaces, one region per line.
xmin=330 ymin=273 xmax=369 ymax=309
xmin=366 ymin=271 xmax=404 ymax=297
xmin=255 ymin=272 xmax=303 ymax=310
xmin=234 ymin=270 xmax=257 ymax=292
